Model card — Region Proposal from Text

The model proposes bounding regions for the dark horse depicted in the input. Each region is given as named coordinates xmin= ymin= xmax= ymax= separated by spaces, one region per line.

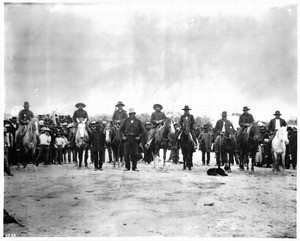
xmin=150 ymin=118 xmax=175 ymax=169
xmin=213 ymin=127 xmax=236 ymax=172
xmin=178 ymin=119 xmax=194 ymax=170
xmin=236 ymin=123 xmax=261 ymax=171
xmin=75 ymin=122 xmax=89 ymax=168
xmin=105 ymin=123 xmax=124 ymax=168
xmin=21 ymin=119 xmax=38 ymax=168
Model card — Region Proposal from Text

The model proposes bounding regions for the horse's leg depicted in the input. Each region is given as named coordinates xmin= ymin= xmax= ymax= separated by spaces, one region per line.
xmin=163 ymin=149 xmax=166 ymax=167
xmin=282 ymin=152 xmax=286 ymax=172
xmin=188 ymin=150 xmax=192 ymax=170
xmin=251 ymin=152 xmax=255 ymax=172
xmin=272 ymin=152 xmax=277 ymax=172
xmin=78 ymin=149 xmax=82 ymax=169
xmin=216 ymin=152 xmax=220 ymax=169
xmin=23 ymin=148 xmax=27 ymax=168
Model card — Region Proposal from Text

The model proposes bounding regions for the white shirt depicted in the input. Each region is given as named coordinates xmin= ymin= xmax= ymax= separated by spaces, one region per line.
xmin=55 ymin=137 xmax=65 ymax=148
xmin=40 ymin=133 xmax=51 ymax=145
xmin=222 ymin=121 xmax=226 ymax=132
xmin=275 ymin=119 xmax=281 ymax=130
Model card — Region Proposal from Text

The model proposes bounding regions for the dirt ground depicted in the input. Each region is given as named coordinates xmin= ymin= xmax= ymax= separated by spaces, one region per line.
xmin=3 ymin=150 xmax=297 ymax=238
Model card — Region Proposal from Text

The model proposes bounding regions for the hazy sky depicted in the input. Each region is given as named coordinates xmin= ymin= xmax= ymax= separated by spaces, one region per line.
xmin=4 ymin=2 xmax=297 ymax=122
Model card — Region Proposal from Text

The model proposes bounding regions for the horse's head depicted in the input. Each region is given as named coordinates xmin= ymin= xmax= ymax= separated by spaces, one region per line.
xmin=249 ymin=123 xmax=261 ymax=141
xmin=105 ymin=127 xmax=111 ymax=143
xmin=77 ymin=123 xmax=86 ymax=138
xmin=276 ymin=126 xmax=289 ymax=145
xmin=182 ymin=119 xmax=191 ymax=134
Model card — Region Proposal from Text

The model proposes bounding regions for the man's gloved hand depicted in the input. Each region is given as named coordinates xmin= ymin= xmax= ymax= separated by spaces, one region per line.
xmin=123 ymin=136 xmax=127 ymax=141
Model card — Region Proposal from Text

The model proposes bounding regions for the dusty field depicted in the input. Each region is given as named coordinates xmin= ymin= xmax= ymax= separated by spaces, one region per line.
xmin=3 ymin=151 xmax=297 ymax=238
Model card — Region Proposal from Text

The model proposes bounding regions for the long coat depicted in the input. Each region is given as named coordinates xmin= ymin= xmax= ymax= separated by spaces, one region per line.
xmin=198 ymin=131 xmax=212 ymax=152
xmin=89 ymin=130 xmax=106 ymax=152
xmin=179 ymin=114 xmax=195 ymax=129
xmin=238 ymin=113 xmax=254 ymax=127
xmin=268 ymin=118 xmax=287 ymax=132
xmin=214 ymin=119 xmax=235 ymax=135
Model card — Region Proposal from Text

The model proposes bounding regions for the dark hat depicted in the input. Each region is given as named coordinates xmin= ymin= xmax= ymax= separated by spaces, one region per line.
xmin=115 ymin=101 xmax=125 ymax=107
xmin=23 ymin=101 xmax=30 ymax=107
xmin=10 ymin=117 xmax=17 ymax=121
xmin=274 ymin=110 xmax=282 ymax=116
xmin=203 ymin=124 xmax=209 ymax=129
xmin=182 ymin=105 xmax=191 ymax=111
xmin=242 ymin=106 xmax=250 ymax=111
xmin=75 ymin=102 xmax=86 ymax=108
xmin=153 ymin=104 xmax=163 ymax=110
xmin=221 ymin=111 xmax=227 ymax=117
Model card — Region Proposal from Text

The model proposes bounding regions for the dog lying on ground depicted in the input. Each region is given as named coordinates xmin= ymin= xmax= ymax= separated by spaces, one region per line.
xmin=207 ymin=168 xmax=228 ymax=176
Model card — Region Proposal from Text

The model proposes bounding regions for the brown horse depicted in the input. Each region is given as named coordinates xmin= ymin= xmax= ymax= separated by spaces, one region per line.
xmin=150 ymin=118 xmax=176 ymax=170
xmin=213 ymin=126 xmax=237 ymax=172
xmin=236 ymin=123 xmax=261 ymax=172
xmin=105 ymin=123 xmax=124 ymax=168
xmin=178 ymin=119 xmax=194 ymax=170
xmin=22 ymin=119 xmax=38 ymax=168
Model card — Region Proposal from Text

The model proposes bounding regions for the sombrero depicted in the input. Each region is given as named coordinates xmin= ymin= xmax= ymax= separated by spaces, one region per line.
xmin=75 ymin=102 xmax=86 ymax=108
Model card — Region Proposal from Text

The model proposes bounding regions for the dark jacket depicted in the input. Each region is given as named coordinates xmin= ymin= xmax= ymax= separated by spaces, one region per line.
xmin=112 ymin=109 xmax=128 ymax=125
xmin=215 ymin=119 xmax=235 ymax=134
xmin=120 ymin=117 xmax=144 ymax=138
xmin=89 ymin=130 xmax=106 ymax=152
xmin=179 ymin=114 xmax=195 ymax=129
xmin=18 ymin=109 xmax=34 ymax=125
xmin=238 ymin=113 xmax=254 ymax=127
xmin=150 ymin=111 xmax=167 ymax=127
xmin=268 ymin=118 xmax=287 ymax=132
xmin=72 ymin=109 xmax=89 ymax=123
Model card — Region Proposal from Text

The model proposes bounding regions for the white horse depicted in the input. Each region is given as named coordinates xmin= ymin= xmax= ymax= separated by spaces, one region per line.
xmin=271 ymin=126 xmax=289 ymax=172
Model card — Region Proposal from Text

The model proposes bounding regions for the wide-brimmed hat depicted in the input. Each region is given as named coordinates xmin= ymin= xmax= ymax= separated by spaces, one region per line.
xmin=23 ymin=101 xmax=30 ymax=107
xmin=10 ymin=117 xmax=17 ymax=121
xmin=153 ymin=104 xmax=163 ymax=110
xmin=182 ymin=105 xmax=191 ymax=111
xmin=42 ymin=127 xmax=51 ymax=132
xmin=221 ymin=111 xmax=227 ymax=117
xmin=274 ymin=110 xmax=282 ymax=116
xmin=66 ymin=123 xmax=74 ymax=129
xmin=75 ymin=102 xmax=86 ymax=108
xmin=242 ymin=106 xmax=250 ymax=111
xmin=115 ymin=101 xmax=125 ymax=107
xmin=128 ymin=108 xmax=136 ymax=114
xmin=203 ymin=124 xmax=209 ymax=129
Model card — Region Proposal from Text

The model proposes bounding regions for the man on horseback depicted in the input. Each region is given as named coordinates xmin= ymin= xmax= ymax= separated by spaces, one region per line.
xmin=238 ymin=106 xmax=254 ymax=132
xmin=215 ymin=111 xmax=235 ymax=135
xmin=15 ymin=101 xmax=35 ymax=151
xmin=178 ymin=105 xmax=198 ymax=151
xmin=145 ymin=104 xmax=167 ymax=149
xmin=119 ymin=108 xmax=144 ymax=171
xmin=72 ymin=102 xmax=89 ymax=129
xmin=112 ymin=101 xmax=128 ymax=126
xmin=266 ymin=111 xmax=287 ymax=158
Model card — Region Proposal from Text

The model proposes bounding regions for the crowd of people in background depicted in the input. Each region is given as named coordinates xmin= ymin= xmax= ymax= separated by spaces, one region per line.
xmin=3 ymin=101 xmax=297 ymax=176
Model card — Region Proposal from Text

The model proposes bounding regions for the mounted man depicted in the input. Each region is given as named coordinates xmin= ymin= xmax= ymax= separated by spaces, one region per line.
xmin=238 ymin=106 xmax=254 ymax=133
xmin=72 ymin=102 xmax=89 ymax=129
xmin=112 ymin=101 xmax=128 ymax=126
xmin=15 ymin=101 xmax=35 ymax=151
xmin=145 ymin=103 xmax=167 ymax=149
xmin=267 ymin=110 xmax=287 ymax=152
xmin=178 ymin=105 xmax=198 ymax=151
